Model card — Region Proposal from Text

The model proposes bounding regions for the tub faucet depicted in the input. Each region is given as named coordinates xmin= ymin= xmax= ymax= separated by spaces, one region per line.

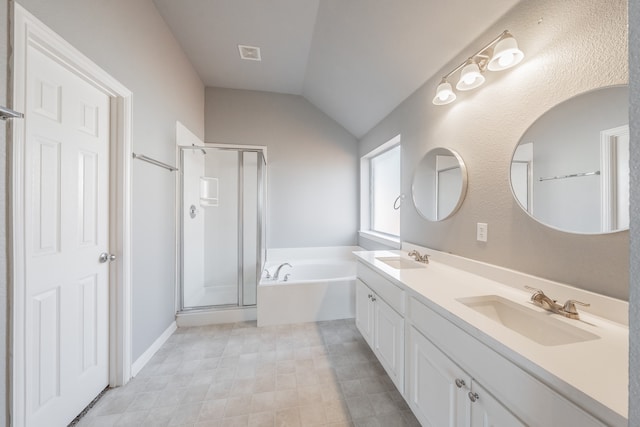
xmin=408 ymin=250 xmax=429 ymax=264
xmin=273 ymin=263 xmax=292 ymax=280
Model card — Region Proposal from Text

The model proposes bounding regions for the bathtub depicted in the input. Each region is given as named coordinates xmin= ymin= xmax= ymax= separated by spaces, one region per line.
xmin=257 ymin=247 xmax=359 ymax=326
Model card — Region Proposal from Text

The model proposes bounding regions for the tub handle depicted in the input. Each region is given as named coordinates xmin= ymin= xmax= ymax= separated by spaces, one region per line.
xmin=283 ymin=274 xmax=290 ymax=282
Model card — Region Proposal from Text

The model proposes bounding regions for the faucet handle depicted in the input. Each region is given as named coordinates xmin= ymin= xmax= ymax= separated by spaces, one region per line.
xmin=524 ymin=286 xmax=546 ymax=299
xmin=562 ymin=299 xmax=590 ymax=315
xmin=524 ymin=285 xmax=544 ymax=294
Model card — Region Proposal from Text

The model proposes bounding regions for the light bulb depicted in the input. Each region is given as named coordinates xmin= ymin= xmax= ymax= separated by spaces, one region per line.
xmin=488 ymin=33 xmax=524 ymax=71
xmin=433 ymin=80 xmax=456 ymax=105
xmin=463 ymin=74 xmax=477 ymax=84
xmin=456 ymin=61 xmax=485 ymax=91
xmin=498 ymin=52 xmax=514 ymax=67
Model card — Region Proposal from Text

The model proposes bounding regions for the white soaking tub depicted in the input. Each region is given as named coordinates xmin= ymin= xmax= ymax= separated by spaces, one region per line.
xmin=257 ymin=247 xmax=359 ymax=326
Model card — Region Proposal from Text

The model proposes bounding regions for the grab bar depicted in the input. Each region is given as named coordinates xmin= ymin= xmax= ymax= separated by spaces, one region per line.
xmin=132 ymin=152 xmax=178 ymax=172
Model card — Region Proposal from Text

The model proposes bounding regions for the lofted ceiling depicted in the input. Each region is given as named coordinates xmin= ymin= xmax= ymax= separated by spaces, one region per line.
xmin=153 ymin=0 xmax=521 ymax=138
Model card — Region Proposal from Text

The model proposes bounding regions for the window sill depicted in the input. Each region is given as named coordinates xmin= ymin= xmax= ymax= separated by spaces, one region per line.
xmin=358 ymin=230 xmax=401 ymax=249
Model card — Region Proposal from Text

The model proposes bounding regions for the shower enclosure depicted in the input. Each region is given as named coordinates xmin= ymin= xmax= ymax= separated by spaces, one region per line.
xmin=179 ymin=145 xmax=266 ymax=311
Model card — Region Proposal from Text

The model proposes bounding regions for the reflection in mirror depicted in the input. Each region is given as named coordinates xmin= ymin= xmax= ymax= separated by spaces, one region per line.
xmin=412 ymin=148 xmax=468 ymax=221
xmin=510 ymin=85 xmax=629 ymax=234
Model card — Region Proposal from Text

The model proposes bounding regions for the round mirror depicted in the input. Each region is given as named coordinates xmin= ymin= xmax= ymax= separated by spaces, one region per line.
xmin=412 ymin=148 xmax=468 ymax=221
xmin=510 ymin=85 xmax=628 ymax=234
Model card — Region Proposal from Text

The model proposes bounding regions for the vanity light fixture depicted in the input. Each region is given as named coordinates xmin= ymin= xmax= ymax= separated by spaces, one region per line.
xmin=432 ymin=30 xmax=524 ymax=105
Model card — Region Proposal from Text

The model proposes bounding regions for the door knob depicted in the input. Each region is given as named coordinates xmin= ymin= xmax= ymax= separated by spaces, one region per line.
xmin=99 ymin=252 xmax=116 ymax=263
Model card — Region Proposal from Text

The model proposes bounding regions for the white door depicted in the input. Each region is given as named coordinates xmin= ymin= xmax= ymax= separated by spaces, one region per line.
xmin=24 ymin=44 xmax=111 ymax=426
xmin=408 ymin=326 xmax=470 ymax=427
xmin=374 ymin=297 xmax=404 ymax=392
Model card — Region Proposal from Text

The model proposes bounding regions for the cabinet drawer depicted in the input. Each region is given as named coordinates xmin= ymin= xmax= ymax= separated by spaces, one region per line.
xmin=408 ymin=297 xmax=607 ymax=427
xmin=357 ymin=261 xmax=404 ymax=314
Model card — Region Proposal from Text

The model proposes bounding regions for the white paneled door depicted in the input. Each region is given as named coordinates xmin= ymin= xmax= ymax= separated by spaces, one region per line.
xmin=24 ymin=44 xmax=111 ymax=426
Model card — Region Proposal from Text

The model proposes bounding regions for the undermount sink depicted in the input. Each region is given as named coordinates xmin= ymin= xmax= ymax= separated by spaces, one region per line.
xmin=376 ymin=256 xmax=427 ymax=270
xmin=456 ymin=295 xmax=599 ymax=346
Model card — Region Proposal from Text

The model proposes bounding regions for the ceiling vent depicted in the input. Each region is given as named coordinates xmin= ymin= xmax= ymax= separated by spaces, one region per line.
xmin=238 ymin=45 xmax=261 ymax=61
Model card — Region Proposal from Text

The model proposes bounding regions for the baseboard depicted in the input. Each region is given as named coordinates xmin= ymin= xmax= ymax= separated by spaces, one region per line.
xmin=176 ymin=307 xmax=257 ymax=327
xmin=131 ymin=321 xmax=177 ymax=377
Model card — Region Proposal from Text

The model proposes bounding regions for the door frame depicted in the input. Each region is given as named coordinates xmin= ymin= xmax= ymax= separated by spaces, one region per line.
xmin=600 ymin=124 xmax=630 ymax=232
xmin=10 ymin=4 xmax=133 ymax=425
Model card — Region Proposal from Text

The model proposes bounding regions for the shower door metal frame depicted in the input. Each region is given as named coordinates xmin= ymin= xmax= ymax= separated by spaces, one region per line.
xmin=178 ymin=143 xmax=267 ymax=312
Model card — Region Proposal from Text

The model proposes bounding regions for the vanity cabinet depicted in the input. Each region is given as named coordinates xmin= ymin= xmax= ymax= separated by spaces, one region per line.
xmin=408 ymin=296 xmax=606 ymax=427
xmin=408 ymin=325 xmax=524 ymax=427
xmin=355 ymin=261 xmax=405 ymax=393
xmin=355 ymin=279 xmax=404 ymax=392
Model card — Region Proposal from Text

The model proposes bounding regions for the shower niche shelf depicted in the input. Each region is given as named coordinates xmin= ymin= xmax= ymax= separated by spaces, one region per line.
xmin=200 ymin=176 xmax=219 ymax=207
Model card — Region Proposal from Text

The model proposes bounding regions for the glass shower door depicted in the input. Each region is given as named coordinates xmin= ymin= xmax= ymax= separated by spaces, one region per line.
xmin=180 ymin=146 xmax=265 ymax=310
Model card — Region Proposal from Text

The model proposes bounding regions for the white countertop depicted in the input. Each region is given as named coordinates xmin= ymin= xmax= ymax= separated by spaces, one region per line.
xmin=353 ymin=249 xmax=628 ymax=426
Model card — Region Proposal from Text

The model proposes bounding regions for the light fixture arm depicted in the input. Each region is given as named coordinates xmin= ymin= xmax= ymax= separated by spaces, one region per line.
xmin=433 ymin=30 xmax=523 ymax=105
xmin=439 ymin=30 xmax=509 ymax=81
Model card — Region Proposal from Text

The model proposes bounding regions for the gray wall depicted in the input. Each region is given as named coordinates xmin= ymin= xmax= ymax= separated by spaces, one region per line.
xmin=205 ymin=87 xmax=358 ymax=249
xmin=15 ymin=0 xmax=205 ymax=360
xmin=629 ymin=0 xmax=639 ymax=423
xmin=359 ymin=0 xmax=629 ymax=300
xmin=1 ymin=0 xmax=7 ymax=423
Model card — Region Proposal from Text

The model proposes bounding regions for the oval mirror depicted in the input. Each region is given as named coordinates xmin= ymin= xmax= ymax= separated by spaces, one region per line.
xmin=412 ymin=147 xmax=468 ymax=221
xmin=510 ymin=85 xmax=629 ymax=234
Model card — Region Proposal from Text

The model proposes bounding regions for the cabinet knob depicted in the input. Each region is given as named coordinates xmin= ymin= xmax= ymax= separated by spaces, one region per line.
xmin=454 ymin=378 xmax=466 ymax=388
xmin=371 ymin=296 xmax=376 ymax=302
xmin=368 ymin=294 xmax=372 ymax=299
xmin=468 ymin=391 xmax=479 ymax=403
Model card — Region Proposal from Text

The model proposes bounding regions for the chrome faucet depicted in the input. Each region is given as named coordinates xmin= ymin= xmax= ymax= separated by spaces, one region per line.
xmin=273 ymin=263 xmax=292 ymax=280
xmin=408 ymin=250 xmax=430 ymax=264
xmin=525 ymin=286 xmax=590 ymax=320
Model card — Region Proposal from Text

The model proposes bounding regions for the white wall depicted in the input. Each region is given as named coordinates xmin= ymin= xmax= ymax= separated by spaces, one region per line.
xmin=15 ymin=0 xmax=205 ymax=360
xmin=629 ymin=0 xmax=639 ymax=423
xmin=205 ymin=88 xmax=358 ymax=249
xmin=359 ymin=0 xmax=629 ymax=300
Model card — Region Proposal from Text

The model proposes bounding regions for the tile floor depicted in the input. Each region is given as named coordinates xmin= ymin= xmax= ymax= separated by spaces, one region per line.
xmin=77 ymin=319 xmax=421 ymax=427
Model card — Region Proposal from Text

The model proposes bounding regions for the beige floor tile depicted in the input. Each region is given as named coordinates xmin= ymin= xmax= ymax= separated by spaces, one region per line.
xmin=324 ymin=399 xmax=351 ymax=423
xmin=76 ymin=320 xmax=420 ymax=427
xmin=199 ymin=398 xmax=227 ymax=420
xmin=221 ymin=414 xmax=249 ymax=427
xmin=274 ymin=389 xmax=299 ymax=410
xmin=224 ymin=395 xmax=252 ymax=418
xmin=247 ymin=411 xmax=274 ymax=427
xmin=168 ymin=403 xmax=202 ymax=426
xmin=275 ymin=407 xmax=300 ymax=427
xmin=250 ymin=391 xmax=276 ymax=413
xmin=298 ymin=403 xmax=327 ymax=425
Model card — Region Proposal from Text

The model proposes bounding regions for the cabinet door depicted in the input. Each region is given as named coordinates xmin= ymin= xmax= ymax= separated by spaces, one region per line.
xmin=374 ymin=296 xmax=404 ymax=393
xmin=355 ymin=280 xmax=374 ymax=347
xmin=470 ymin=381 xmax=525 ymax=427
xmin=408 ymin=326 xmax=470 ymax=427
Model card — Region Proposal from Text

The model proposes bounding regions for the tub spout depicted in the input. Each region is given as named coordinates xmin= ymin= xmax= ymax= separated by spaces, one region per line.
xmin=273 ymin=263 xmax=292 ymax=280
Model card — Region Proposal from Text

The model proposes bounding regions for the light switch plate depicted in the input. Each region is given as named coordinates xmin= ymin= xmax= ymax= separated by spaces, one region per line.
xmin=477 ymin=223 xmax=488 ymax=242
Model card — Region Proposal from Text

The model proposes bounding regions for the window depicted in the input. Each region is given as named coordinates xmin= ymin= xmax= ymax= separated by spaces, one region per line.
xmin=360 ymin=135 xmax=401 ymax=247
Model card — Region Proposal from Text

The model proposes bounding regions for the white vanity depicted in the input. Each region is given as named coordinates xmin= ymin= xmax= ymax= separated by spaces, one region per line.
xmin=354 ymin=245 xmax=628 ymax=427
